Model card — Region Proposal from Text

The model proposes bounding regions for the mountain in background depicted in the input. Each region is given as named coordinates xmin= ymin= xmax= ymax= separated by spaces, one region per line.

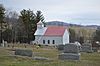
xmin=46 ymin=21 xmax=99 ymax=29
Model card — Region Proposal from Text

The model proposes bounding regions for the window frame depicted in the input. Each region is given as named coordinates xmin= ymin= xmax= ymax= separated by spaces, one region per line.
xmin=52 ymin=40 xmax=55 ymax=44
xmin=43 ymin=40 xmax=45 ymax=44
xmin=48 ymin=40 xmax=50 ymax=44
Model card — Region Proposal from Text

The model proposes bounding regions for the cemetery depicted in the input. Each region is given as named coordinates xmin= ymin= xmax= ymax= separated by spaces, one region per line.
xmin=0 ymin=21 xmax=100 ymax=65
xmin=0 ymin=2 xmax=100 ymax=66
xmin=0 ymin=43 xmax=100 ymax=66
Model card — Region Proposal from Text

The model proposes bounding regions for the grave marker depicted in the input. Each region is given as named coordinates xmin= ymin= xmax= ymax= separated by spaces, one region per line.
xmin=58 ymin=43 xmax=81 ymax=60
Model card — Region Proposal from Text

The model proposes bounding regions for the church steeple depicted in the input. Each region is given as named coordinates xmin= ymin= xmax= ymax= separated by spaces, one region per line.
xmin=37 ymin=21 xmax=44 ymax=29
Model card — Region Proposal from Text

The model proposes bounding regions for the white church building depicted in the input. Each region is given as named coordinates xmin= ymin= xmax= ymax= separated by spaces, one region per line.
xmin=34 ymin=22 xmax=69 ymax=46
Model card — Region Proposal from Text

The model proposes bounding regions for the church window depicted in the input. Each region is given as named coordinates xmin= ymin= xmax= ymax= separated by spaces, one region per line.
xmin=43 ymin=40 xmax=45 ymax=44
xmin=52 ymin=40 xmax=55 ymax=44
xmin=48 ymin=40 xmax=50 ymax=44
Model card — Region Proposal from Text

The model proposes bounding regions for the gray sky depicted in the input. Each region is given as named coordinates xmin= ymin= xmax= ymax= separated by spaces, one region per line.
xmin=1 ymin=0 xmax=100 ymax=25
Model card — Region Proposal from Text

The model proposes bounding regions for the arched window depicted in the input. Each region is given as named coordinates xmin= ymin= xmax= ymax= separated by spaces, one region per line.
xmin=52 ymin=40 xmax=55 ymax=44
xmin=48 ymin=40 xmax=50 ymax=44
xmin=43 ymin=40 xmax=45 ymax=44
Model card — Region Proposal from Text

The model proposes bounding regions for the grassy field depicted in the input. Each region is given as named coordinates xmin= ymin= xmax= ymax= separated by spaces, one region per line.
xmin=0 ymin=44 xmax=100 ymax=66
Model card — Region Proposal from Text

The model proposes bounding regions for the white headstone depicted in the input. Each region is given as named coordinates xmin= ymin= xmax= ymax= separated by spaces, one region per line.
xmin=2 ymin=40 xmax=5 ymax=47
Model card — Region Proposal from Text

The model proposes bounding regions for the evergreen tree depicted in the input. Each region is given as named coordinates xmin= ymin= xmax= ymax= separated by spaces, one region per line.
xmin=20 ymin=9 xmax=45 ymax=43
xmin=0 ymin=4 xmax=5 ymax=44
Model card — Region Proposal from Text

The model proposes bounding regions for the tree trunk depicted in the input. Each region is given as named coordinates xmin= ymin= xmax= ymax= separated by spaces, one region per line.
xmin=0 ymin=22 xmax=3 ymax=45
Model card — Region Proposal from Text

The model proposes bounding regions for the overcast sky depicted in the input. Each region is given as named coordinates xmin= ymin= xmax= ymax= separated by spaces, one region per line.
xmin=1 ymin=0 xmax=100 ymax=25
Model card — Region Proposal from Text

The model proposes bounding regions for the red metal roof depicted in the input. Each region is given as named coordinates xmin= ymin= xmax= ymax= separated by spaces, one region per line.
xmin=44 ymin=26 xmax=66 ymax=36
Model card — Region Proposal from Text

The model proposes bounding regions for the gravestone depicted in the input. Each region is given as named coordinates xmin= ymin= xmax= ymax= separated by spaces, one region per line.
xmin=58 ymin=43 xmax=81 ymax=60
xmin=57 ymin=45 xmax=65 ymax=51
xmin=2 ymin=40 xmax=5 ymax=47
xmin=33 ymin=57 xmax=50 ymax=60
xmin=15 ymin=49 xmax=33 ymax=57
xmin=81 ymin=43 xmax=93 ymax=53
xmin=63 ymin=43 xmax=80 ymax=53
xmin=1 ymin=40 xmax=7 ymax=47
xmin=4 ymin=41 xmax=7 ymax=47
xmin=92 ymin=47 xmax=98 ymax=52
xmin=59 ymin=53 xmax=80 ymax=60
xmin=74 ymin=41 xmax=81 ymax=51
